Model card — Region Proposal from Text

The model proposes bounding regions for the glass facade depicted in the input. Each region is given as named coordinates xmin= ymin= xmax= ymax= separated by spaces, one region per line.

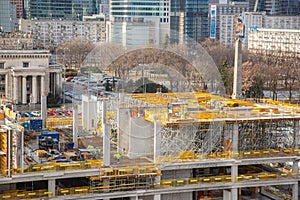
xmin=255 ymin=0 xmax=300 ymax=15
xmin=28 ymin=0 xmax=98 ymax=20
xmin=110 ymin=0 xmax=166 ymax=21
xmin=170 ymin=0 xmax=209 ymax=44
xmin=29 ymin=0 xmax=73 ymax=19
xmin=109 ymin=0 xmax=169 ymax=47
xmin=0 ymin=0 xmax=16 ymax=32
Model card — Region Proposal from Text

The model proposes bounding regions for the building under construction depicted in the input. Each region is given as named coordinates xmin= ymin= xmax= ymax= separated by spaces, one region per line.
xmin=0 ymin=92 xmax=299 ymax=200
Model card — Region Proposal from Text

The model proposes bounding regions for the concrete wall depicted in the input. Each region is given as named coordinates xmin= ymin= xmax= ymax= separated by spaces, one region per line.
xmin=129 ymin=117 xmax=153 ymax=158
xmin=119 ymin=108 xmax=130 ymax=153
xmin=119 ymin=108 xmax=154 ymax=159
xmin=161 ymin=192 xmax=193 ymax=200
xmin=162 ymin=169 xmax=193 ymax=180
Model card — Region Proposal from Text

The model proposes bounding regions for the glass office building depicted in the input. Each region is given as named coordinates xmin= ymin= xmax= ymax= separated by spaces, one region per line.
xmin=108 ymin=0 xmax=170 ymax=47
xmin=170 ymin=0 xmax=209 ymax=44
xmin=0 ymin=0 xmax=17 ymax=32
xmin=28 ymin=0 xmax=98 ymax=20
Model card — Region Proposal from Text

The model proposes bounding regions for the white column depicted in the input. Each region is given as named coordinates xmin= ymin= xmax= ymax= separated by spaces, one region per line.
xmin=102 ymin=101 xmax=110 ymax=166
xmin=5 ymin=73 xmax=9 ymax=98
xmin=32 ymin=76 xmax=37 ymax=104
xmin=232 ymin=38 xmax=242 ymax=99
xmin=232 ymin=123 xmax=239 ymax=158
xmin=73 ymin=104 xmax=78 ymax=149
xmin=56 ymin=72 xmax=61 ymax=92
xmin=231 ymin=164 xmax=238 ymax=200
xmin=223 ymin=190 xmax=231 ymax=200
xmin=22 ymin=76 xmax=27 ymax=104
xmin=154 ymin=194 xmax=161 ymax=200
xmin=13 ymin=76 xmax=18 ymax=104
xmin=41 ymin=76 xmax=45 ymax=95
xmin=292 ymin=183 xmax=298 ymax=200
xmin=7 ymin=128 xmax=12 ymax=177
xmin=41 ymin=95 xmax=47 ymax=128
xmin=48 ymin=179 xmax=55 ymax=197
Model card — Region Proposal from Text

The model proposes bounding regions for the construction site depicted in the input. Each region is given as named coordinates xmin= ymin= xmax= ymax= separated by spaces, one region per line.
xmin=0 ymin=90 xmax=298 ymax=200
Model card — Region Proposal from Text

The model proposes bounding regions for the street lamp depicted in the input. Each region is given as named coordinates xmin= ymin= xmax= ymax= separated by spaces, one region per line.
xmin=139 ymin=64 xmax=147 ymax=93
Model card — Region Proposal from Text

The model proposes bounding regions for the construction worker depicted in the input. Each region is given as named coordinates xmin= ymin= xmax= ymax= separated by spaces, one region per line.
xmin=121 ymin=148 xmax=126 ymax=157
xmin=114 ymin=153 xmax=121 ymax=163
xmin=87 ymin=145 xmax=94 ymax=149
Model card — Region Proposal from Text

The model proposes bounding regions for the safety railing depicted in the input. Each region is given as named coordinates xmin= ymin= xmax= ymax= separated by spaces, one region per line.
xmin=0 ymin=172 xmax=295 ymax=199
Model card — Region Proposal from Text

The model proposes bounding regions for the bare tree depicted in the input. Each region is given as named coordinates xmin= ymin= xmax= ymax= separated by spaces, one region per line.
xmin=56 ymin=38 xmax=95 ymax=70
xmin=279 ymin=52 xmax=300 ymax=101
xmin=242 ymin=61 xmax=258 ymax=92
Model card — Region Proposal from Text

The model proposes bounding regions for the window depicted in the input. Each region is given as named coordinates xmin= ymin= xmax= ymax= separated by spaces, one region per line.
xmin=23 ymin=62 xmax=29 ymax=68
xmin=0 ymin=63 xmax=4 ymax=69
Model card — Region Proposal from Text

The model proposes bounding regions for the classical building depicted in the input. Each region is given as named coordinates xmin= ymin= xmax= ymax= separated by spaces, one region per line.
xmin=248 ymin=28 xmax=300 ymax=56
xmin=0 ymin=50 xmax=62 ymax=105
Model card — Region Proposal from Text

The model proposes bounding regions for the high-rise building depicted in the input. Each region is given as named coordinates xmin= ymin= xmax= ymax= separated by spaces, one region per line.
xmin=170 ymin=0 xmax=209 ymax=44
xmin=29 ymin=0 xmax=73 ymax=19
xmin=254 ymin=0 xmax=300 ymax=15
xmin=0 ymin=0 xmax=17 ymax=32
xmin=278 ymin=0 xmax=300 ymax=15
xmin=73 ymin=0 xmax=97 ymax=20
xmin=28 ymin=0 xmax=99 ymax=20
xmin=108 ymin=0 xmax=170 ymax=47
xmin=209 ymin=2 xmax=249 ymax=41
xmin=10 ymin=0 xmax=23 ymax=18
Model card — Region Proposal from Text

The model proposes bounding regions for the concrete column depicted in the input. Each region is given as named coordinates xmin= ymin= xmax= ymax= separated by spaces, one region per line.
xmin=130 ymin=196 xmax=138 ymax=200
xmin=20 ymin=130 xmax=24 ymax=173
xmin=154 ymin=120 xmax=161 ymax=162
xmin=232 ymin=123 xmax=239 ymax=158
xmin=73 ymin=104 xmax=78 ymax=149
xmin=41 ymin=95 xmax=47 ymax=128
xmin=292 ymin=160 xmax=298 ymax=173
xmin=292 ymin=183 xmax=298 ymax=200
xmin=154 ymin=194 xmax=161 ymax=200
xmin=41 ymin=76 xmax=45 ymax=95
xmin=22 ymin=76 xmax=27 ymax=104
xmin=13 ymin=76 xmax=18 ymax=104
xmin=56 ymin=72 xmax=61 ymax=92
xmin=102 ymin=101 xmax=110 ymax=166
xmin=5 ymin=73 xmax=9 ymax=98
xmin=231 ymin=164 xmax=238 ymax=200
xmin=294 ymin=120 xmax=299 ymax=149
xmin=32 ymin=76 xmax=37 ymax=104
xmin=223 ymin=190 xmax=231 ymax=200
xmin=232 ymin=38 xmax=242 ymax=99
xmin=7 ymin=128 xmax=12 ymax=177
xmin=48 ymin=179 xmax=55 ymax=197
xmin=231 ymin=188 xmax=238 ymax=200
xmin=117 ymin=108 xmax=120 ymax=153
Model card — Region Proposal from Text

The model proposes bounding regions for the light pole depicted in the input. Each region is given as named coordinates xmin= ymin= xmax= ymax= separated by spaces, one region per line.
xmin=139 ymin=64 xmax=147 ymax=93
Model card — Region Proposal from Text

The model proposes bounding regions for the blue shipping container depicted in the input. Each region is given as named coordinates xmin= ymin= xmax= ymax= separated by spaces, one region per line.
xmin=39 ymin=132 xmax=60 ymax=144
xmin=22 ymin=122 xmax=30 ymax=130
xmin=30 ymin=119 xmax=43 ymax=131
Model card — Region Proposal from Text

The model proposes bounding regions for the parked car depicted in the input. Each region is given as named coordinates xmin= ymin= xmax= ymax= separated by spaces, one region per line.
xmin=66 ymin=76 xmax=75 ymax=82
xmin=31 ymin=111 xmax=41 ymax=117
xmin=23 ymin=112 xmax=34 ymax=117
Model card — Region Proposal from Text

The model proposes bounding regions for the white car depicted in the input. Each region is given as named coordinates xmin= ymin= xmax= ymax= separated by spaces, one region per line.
xmin=31 ymin=111 xmax=41 ymax=117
